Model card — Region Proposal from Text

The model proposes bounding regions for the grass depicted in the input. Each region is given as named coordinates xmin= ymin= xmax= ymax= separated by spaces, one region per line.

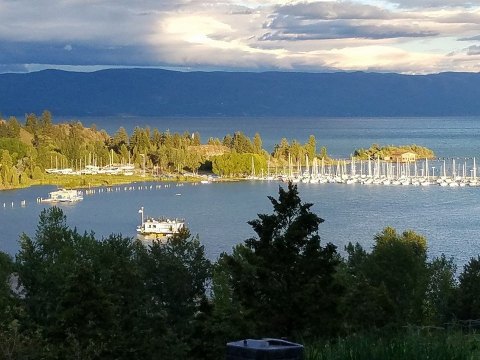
xmin=304 ymin=330 xmax=480 ymax=360
xmin=0 ymin=172 xmax=237 ymax=191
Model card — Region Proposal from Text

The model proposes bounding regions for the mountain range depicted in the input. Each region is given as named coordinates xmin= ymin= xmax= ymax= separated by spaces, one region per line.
xmin=1 ymin=68 xmax=480 ymax=117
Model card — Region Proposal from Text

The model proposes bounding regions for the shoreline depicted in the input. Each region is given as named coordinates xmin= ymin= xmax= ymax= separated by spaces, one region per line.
xmin=0 ymin=173 xmax=243 ymax=192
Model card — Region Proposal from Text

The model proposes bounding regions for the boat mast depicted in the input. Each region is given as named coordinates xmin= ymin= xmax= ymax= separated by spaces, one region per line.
xmin=139 ymin=207 xmax=144 ymax=226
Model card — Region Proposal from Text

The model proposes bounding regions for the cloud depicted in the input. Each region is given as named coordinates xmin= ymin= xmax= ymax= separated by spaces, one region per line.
xmin=261 ymin=2 xmax=438 ymax=41
xmin=387 ymin=0 xmax=477 ymax=9
xmin=273 ymin=1 xmax=395 ymax=20
xmin=0 ymin=41 xmax=159 ymax=67
xmin=261 ymin=20 xmax=438 ymax=40
xmin=0 ymin=63 xmax=29 ymax=73
xmin=466 ymin=45 xmax=480 ymax=55
xmin=459 ymin=35 xmax=480 ymax=41
xmin=0 ymin=0 xmax=479 ymax=74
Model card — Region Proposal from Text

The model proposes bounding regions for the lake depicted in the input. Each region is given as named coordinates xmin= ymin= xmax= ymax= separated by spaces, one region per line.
xmin=3 ymin=116 xmax=480 ymax=269
xmin=68 ymin=115 xmax=480 ymax=158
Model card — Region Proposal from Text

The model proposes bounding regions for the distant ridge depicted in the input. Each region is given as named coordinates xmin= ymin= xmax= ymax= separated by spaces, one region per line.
xmin=1 ymin=68 xmax=480 ymax=117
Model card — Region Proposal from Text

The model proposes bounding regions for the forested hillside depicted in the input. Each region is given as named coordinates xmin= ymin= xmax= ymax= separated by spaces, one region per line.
xmin=0 ymin=111 xmax=329 ymax=188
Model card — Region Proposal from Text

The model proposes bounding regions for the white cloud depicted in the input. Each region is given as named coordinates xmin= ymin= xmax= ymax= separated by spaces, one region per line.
xmin=0 ymin=0 xmax=479 ymax=73
xmin=387 ymin=0 xmax=476 ymax=9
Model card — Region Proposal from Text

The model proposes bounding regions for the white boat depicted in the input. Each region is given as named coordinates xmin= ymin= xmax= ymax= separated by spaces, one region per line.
xmin=137 ymin=207 xmax=185 ymax=238
xmin=41 ymin=189 xmax=83 ymax=203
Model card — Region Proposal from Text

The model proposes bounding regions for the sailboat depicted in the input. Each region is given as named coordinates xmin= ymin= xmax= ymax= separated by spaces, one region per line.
xmin=421 ymin=158 xmax=431 ymax=186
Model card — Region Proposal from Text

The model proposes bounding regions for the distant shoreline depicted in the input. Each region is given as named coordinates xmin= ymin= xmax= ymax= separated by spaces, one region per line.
xmin=0 ymin=173 xmax=241 ymax=192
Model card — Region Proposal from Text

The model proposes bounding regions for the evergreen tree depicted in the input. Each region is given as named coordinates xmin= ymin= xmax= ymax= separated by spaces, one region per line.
xmin=24 ymin=113 xmax=38 ymax=134
xmin=111 ymin=127 xmax=129 ymax=152
xmin=253 ymin=133 xmax=263 ymax=154
xmin=219 ymin=183 xmax=342 ymax=338
xmin=457 ymin=256 xmax=480 ymax=320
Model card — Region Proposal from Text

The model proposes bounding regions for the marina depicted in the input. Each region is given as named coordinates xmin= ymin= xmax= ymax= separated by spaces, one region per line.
xmin=274 ymin=157 xmax=480 ymax=188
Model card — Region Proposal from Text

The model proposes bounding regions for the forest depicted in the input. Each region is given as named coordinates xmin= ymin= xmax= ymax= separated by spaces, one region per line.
xmin=0 ymin=183 xmax=479 ymax=359
xmin=0 ymin=111 xmax=433 ymax=190
xmin=0 ymin=111 xmax=327 ymax=189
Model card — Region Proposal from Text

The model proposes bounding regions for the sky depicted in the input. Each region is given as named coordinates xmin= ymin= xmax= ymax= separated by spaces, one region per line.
xmin=1 ymin=0 xmax=480 ymax=74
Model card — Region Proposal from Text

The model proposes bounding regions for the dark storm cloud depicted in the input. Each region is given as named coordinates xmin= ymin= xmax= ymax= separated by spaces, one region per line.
xmin=0 ymin=41 xmax=160 ymax=67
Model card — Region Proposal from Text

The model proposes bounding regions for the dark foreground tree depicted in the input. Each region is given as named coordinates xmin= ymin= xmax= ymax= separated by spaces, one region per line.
xmin=457 ymin=256 xmax=480 ymax=320
xmin=14 ymin=207 xmax=212 ymax=360
xmin=216 ymin=182 xmax=343 ymax=339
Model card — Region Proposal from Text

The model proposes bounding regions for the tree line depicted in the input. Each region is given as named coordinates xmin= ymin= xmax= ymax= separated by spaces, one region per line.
xmin=0 ymin=111 xmax=331 ymax=188
xmin=0 ymin=183 xmax=479 ymax=359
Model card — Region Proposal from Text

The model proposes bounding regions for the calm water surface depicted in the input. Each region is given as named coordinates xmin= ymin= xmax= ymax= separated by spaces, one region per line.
xmin=71 ymin=116 xmax=480 ymax=158
xmin=3 ymin=117 xmax=480 ymax=268
xmin=2 ymin=180 xmax=480 ymax=269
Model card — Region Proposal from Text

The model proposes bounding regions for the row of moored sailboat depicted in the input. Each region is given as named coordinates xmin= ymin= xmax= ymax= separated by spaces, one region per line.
xmin=259 ymin=157 xmax=480 ymax=187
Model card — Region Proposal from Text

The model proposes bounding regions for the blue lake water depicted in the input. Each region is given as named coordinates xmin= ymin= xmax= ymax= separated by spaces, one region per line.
xmin=70 ymin=116 xmax=480 ymax=158
xmin=3 ymin=116 xmax=480 ymax=269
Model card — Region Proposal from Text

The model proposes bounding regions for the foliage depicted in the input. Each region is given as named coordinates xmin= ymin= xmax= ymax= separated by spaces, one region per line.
xmin=341 ymin=227 xmax=436 ymax=331
xmin=456 ymin=256 xmax=480 ymax=320
xmin=424 ymin=254 xmax=457 ymax=326
xmin=217 ymin=183 xmax=343 ymax=339
xmin=12 ymin=207 xmax=212 ymax=359
xmin=272 ymin=135 xmax=329 ymax=166
xmin=1 ymin=180 xmax=480 ymax=358
xmin=1 ymin=111 xmax=337 ymax=188
xmin=0 ymin=138 xmax=30 ymax=162
xmin=211 ymin=153 xmax=266 ymax=177
xmin=353 ymin=143 xmax=435 ymax=160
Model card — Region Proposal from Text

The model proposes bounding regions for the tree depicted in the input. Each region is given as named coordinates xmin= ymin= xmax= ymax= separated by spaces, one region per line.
xmin=341 ymin=227 xmax=430 ymax=329
xmin=141 ymin=228 xmax=212 ymax=359
xmin=222 ymin=134 xmax=233 ymax=148
xmin=15 ymin=208 xmax=125 ymax=358
xmin=5 ymin=117 xmax=21 ymax=138
xmin=24 ymin=113 xmax=38 ymax=134
xmin=423 ymin=254 xmax=457 ymax=326
xmin=232 ymin=132 xmax=253 ymax=153
xmin=219 ymin=183 xmax=342 ymax=338
xmin=39 ymin=110 xmax=53 ymax=136
xmin=320 ymin=146 xmax=328 ymax=159
xmin=457 ymin=256 xmax=480 ymax=320
xmin=111 ymin=127 xmax=129 ymax=152
xmin=0 ymin=252 xmax=30 ymax=359
xmin=305 ymin=135 xmax=316 ymax=161
xmin=253 ymin=133 xmax=263 ymax=154
xmin=368 ymin=228 xmax=429 ymax=325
